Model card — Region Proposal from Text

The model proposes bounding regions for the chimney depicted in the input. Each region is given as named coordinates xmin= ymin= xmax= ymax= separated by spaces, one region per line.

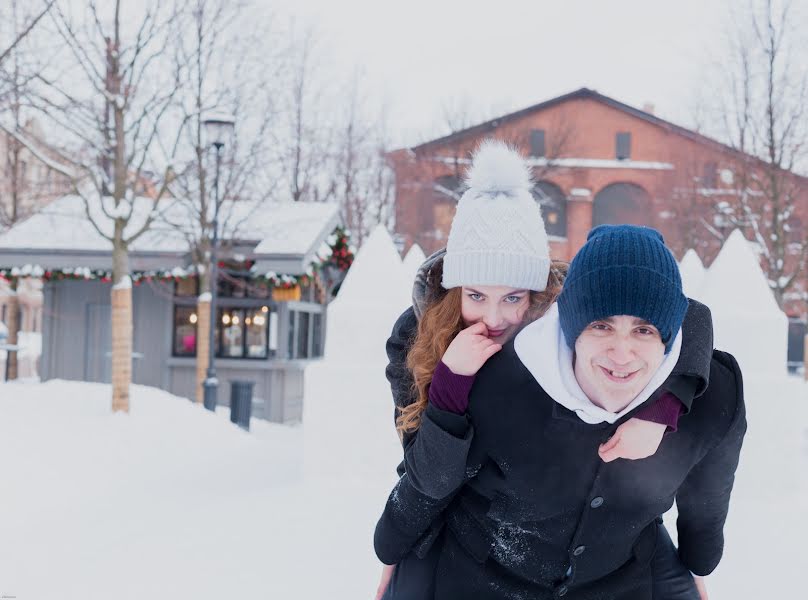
xmin=642 ymin=102 xmax=655 ymax=115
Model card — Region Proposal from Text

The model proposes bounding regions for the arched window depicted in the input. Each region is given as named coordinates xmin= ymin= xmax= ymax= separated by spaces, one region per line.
xmin=592 ymin=183 xmax=652 ymax=227
xmin=533 ymin=181 xmax=567 ymax=238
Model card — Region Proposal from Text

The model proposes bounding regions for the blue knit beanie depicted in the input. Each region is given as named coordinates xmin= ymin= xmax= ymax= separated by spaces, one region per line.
xmin=557 ymin=225 xmax=688 ymax=353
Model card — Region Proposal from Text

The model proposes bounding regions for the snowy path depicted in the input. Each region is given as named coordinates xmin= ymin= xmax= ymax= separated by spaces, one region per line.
xmin=0 ymin=373 xmax=805 ymax=599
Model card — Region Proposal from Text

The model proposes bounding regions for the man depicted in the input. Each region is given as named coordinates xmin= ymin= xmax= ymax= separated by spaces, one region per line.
xmin=375 ymin=225 xmax=745 ymax=599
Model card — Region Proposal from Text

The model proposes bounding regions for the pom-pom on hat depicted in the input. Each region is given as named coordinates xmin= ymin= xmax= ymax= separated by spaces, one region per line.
xmin=441 ymin=140 xmax=551 ymax=291
xmin=557 ymin=224 xmax=688 ymax=353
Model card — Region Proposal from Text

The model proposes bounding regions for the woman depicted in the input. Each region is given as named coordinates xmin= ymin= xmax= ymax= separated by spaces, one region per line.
xmin=375 ymin=141 xmax=710 ymax=599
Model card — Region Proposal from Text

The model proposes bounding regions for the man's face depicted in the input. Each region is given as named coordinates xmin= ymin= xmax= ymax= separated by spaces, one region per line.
xmin=460 ymin=285 xmax=530 ymax=344
xmin=573 ymin=315 xmax=666 ymax=413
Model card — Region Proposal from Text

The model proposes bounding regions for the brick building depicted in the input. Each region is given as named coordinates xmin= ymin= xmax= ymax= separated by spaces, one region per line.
xmin=0 ymin=118 xmax=74 ymax=378
xmin=389 ymin=88 xmax=808 ymax=322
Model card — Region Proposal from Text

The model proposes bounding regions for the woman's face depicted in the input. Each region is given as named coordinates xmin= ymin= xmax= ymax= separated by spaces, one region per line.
xmin=460 ymin=285 xmax=530 ymax=344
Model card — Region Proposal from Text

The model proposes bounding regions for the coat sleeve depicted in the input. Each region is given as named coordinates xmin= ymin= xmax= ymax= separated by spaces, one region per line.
xmin=669 ymin=299 xmax=714 ymax=411
xmin=374 ymin=405 xmax=473 ymax=565
xmin=374 ymin=472 xmax=457 ymax=565
xmin=385 ymin=307 xmax=474 ymax=486
xmin=675 ymin=353 xmax=747 ymax=576
xmin=386 ymin=309 xmax=418 ymax=419
xmin=378 ymin=308 xmax=475 ymax=563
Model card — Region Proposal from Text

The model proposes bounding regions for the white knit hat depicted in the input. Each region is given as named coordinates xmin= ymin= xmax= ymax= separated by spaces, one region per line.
xmin=442 ymin=140 xmax=551 ymax=291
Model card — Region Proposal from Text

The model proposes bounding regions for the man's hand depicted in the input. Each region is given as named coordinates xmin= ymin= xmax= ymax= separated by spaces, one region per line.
xmin=693 ymin=575 xmax=708 ymax=600
xmin=599 ymin=418 xmax=666 ymax=462
xmin=441 ymin=322 xmax=502 ymax=376
xmin=374 ymin=564 xmax=395 ymax=600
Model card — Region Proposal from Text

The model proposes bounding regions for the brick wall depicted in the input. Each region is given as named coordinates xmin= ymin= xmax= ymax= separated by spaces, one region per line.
xmin=390 ymin=93 xmax=808 ymax=318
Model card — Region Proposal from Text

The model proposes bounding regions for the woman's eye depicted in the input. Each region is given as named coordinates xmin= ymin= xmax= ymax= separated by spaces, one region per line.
xmin=504 ymin=295 xmax=524 ymax=304
xmin=469 ymin=293 xmax=483 ymax=302
xmin=636 ymin=327 xmax=657 ymax=336
xmin=591 ymin=323 xmax=610 ymax=331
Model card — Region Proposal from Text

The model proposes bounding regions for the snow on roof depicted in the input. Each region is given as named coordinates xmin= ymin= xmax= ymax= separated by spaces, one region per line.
xmin=0 ymin=195 xmax=187 ymax=253
xmin=248 ymin=202 xmax=339 ymax=256
xmin=0 ymin=194 xmax=340 ymax=266
xmin=0 ymin=123 xmax=76 ymax=179
xmin=678 ymin=249 xmax=706 ymax=300
xmin=430 ymin=155 xmax=675 ymax=171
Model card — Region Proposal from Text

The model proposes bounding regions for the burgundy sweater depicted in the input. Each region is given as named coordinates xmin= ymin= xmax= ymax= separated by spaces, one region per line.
xmin=429 ymin=360 xmax=684 ymax=431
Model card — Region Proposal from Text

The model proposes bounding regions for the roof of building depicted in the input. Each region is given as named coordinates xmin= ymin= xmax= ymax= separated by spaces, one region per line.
xmin=0 ymin=121 xmax=77 ymax=178
xmin=0 ymin=194 xmax=341 ymax=274
xmin=400 ymin=87 xmax=808 ymax=185
xmin=407 ymin=87 xmax=757 ymax=162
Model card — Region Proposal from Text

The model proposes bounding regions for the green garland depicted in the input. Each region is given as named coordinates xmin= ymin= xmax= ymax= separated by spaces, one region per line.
xmin=0 ymin=227 xmax=355 ymax=289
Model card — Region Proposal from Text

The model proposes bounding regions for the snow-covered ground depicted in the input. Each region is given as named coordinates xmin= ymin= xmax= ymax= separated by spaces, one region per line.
xmin=662 ymin=373 xmax=808 ymax=599
xmin=1 ymin=371 xmax=806 ymax=598
xmin=0 ymin=376 xmax=399 ymax=599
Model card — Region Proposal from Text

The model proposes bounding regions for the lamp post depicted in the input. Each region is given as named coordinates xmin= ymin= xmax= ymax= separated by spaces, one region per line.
xmin=202 ymin=112 xmax=235 ymax=411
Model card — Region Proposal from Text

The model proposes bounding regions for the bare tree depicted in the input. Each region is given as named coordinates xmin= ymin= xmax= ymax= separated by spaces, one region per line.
xmin=165 ymin=0 xmax=281 ymax=401
xmin=0 ymin=0 xmax=55 ymax=73
xmin=33 ymin=0 xmax=186 ymax=411
xmin=703 ymin=0 xmax=808 ymax=312
xmin=0 ymin=0 xmax=68 ymax=228
xmin=429 ymin=95 xmax=494 ymax=183
xmin=272 ymin=24 xmax=336 ymax=204
xmin=0 ymin=0 xmax=70 ymax=380
xmin=331 ymin=74 xmax=394 ymax=246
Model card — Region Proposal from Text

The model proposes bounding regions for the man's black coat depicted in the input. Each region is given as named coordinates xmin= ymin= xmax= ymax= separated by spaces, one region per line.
xmin=376 ymin=315 xmax=745 ymax=600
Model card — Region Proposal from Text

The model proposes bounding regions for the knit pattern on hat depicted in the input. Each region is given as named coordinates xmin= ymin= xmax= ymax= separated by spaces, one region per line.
xmin=442 ymin=140 xmax=551 ymax=291
xmin=557 ymin=224 xmax=688 ymax=353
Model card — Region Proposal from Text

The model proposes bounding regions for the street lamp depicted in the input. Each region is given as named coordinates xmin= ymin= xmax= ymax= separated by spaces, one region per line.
xmin=202 ymin=112 xmax=235 ymax=411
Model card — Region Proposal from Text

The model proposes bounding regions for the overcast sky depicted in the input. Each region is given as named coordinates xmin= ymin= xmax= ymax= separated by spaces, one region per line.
xmin=269 ymin=0 xmax=732 ymax=147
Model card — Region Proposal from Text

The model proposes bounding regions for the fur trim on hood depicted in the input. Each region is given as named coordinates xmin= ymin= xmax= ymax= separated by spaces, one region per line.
xmin=412 ymin=248 xmax=447 ymax=320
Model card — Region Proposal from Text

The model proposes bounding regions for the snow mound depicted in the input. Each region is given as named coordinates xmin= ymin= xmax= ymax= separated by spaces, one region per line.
xmin=402 ymin=243 xmax=426 ymax=287
xmin=701 ymin=230 xmax=788 ymax=375
xmin=323 ymin=224 xmax=411 ymax=361
xmin=303 ymin=361 xmax=402 ymax=481
xmin=308 ymin=224 xmax=409 ymax=480
xmin=678 ymin=249 xmax=706 ymax=300
xmin=332 ymin=224 xmax=407 ymax=306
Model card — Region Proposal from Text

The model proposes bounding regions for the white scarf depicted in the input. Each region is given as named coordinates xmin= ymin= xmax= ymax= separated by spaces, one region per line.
xmin=514 ymin=304 xmax=682 ymax=424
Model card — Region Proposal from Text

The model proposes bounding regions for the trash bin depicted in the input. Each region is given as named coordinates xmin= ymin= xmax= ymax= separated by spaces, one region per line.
xmin=230 ymin=380 xmax=254 ymax=431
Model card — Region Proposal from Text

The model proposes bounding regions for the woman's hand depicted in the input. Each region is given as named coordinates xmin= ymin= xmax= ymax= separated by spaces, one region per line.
xmin=441 ymin=322 xmax=502 ymax=376
xmin=374 ymin=564 xmax=395 ymax=600
xmin=693 ymin=575 xmax=708 ymax=599
xmin=598 ymin=418 xmax=666 ymax=462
